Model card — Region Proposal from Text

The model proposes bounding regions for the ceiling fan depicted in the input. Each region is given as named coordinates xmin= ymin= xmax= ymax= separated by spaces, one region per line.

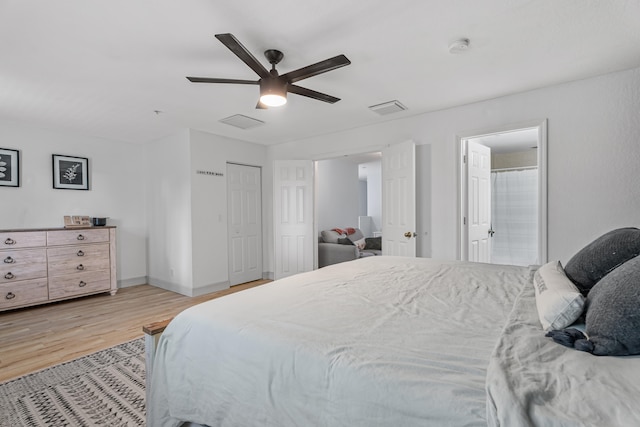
xmin=186 ymin=33 xmax=351 ymax=109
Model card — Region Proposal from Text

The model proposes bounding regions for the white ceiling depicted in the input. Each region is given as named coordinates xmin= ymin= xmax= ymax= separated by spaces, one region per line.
xmin=469 ymin=128 xmax=539 ymax=154
xmin=2 ymin=1 xmax=640 ymax=146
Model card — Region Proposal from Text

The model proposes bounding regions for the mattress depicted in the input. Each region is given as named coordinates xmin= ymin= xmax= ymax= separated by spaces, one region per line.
xmin=148 ymin=256 xmax=533 ymax=427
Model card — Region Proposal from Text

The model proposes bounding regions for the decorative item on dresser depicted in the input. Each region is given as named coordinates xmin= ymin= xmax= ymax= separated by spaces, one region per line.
xmin=0 ymin=227 xmax=117 ymax=311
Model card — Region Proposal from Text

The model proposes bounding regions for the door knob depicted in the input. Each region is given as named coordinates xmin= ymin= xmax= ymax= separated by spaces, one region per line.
xmin=404 ymin=231 xmax=417 ymax=238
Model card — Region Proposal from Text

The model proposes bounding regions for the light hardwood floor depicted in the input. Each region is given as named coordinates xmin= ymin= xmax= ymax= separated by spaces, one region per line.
xmin=0 ymin=280 xmax=269 ymax=383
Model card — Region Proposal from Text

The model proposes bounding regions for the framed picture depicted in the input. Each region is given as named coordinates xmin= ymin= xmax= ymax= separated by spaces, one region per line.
xmin=52 ymin=154 xmax=89 ymax=190
xmin=0 ymin=148 xmax=20 ymax=187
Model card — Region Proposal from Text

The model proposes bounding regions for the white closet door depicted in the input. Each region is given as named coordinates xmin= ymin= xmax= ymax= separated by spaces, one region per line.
xmin=227 ymin=163 xmax=262 ymax=286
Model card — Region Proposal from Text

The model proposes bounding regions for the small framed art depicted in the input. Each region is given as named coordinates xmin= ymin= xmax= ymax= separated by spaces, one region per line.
xmin=52 ymin=154 xmax=89 ymax=190
xmin=0 ymin=148 xmax=20 ymax=187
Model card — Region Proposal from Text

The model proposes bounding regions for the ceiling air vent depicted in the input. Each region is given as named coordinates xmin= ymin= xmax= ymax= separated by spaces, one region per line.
xmin=219 ymin=114 xmax=265 ymax=130
xmin=368 ymin=100 xmax=407 ymax=116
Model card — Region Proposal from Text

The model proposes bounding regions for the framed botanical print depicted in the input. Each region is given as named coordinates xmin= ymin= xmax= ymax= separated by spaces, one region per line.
xmin=52 ymin=154 xmax=89 ymax=190
xmin=0 ymin=148 xmax=20 ymax=187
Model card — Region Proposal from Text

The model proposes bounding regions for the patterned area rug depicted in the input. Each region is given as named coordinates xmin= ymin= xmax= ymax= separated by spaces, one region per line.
xmin=0 ymin=338 xmax=145 ymax=426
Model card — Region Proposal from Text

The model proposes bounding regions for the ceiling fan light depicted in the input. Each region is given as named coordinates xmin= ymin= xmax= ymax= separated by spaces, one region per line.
xmin=260 ymin=78 xmax=287 ymax=107
xmin=260 ymin=93 xmax=287 ymax=107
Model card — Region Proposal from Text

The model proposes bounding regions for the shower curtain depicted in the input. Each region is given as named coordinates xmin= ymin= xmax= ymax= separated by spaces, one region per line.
xmin=490 ymin=168 xmax=538 ymax=266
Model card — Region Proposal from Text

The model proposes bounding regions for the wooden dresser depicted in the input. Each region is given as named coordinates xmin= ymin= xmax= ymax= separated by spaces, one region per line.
xmin=0 ymin=227 xmax=117 ymax=311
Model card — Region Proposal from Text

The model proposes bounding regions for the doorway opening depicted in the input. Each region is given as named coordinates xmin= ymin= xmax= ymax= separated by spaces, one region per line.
xmin=458 ymin=120 xmax=547 ymax=266
xmin=315 ymin=152 xmax=382 ymax=239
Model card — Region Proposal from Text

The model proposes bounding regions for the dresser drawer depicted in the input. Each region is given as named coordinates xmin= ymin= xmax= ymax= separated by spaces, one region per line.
xmin=47 ymin=244 xmax=110 ymax=276
xmin=49 ymin=270 xmax=111 ymax=299
xmin=0 ymin=231 xmax=46 ymax=249
xmin=47 ymin=229 xmax=110 ymax=246
xmin=0 ymin=278 xmax=49 ymax=310
xmin=0 ymin=248 xmax=48 ymax=284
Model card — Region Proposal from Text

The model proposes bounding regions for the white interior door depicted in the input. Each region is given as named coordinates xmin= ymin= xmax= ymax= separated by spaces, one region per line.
xmin=227 ymin=163 xmax=262 ymax=286
xmin=466 ymin=140 xmax=491 ymax=263
xmin=273 ymin=160 xmax=314 ymax=279
xmin=382 ymin=140 xmax=416 ymax=257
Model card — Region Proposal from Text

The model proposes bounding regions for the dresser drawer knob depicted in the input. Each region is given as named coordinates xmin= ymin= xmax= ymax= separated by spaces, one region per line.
xmin=4 ymin=272 xmax=15 ymax=280
xmin=76 ymin=264 xmax=85 ymax=271
xmin=4 ymin=238 xmax=16 ymax=245
xmin=78 ymin=281 xmax=87 ymax=287
xmin=3 ymin=256 xmax=14 ymax=264
xmin=5 ymin=292 xmax=16 ymax=300
xmin=77 ymin=250 xmax=85 ymax=257
xmin=77 ymin=234 xmax=85 ymax=241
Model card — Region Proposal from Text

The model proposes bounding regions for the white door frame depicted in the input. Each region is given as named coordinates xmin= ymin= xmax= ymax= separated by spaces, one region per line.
xmin=457 ymin=119 xmax=548 ymax=264
xmin=309 ymin=143 xmax=405 ymax=266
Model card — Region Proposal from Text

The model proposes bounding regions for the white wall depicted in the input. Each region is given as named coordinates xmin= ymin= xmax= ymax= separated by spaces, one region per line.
xmin=268 ymin=66 xmax=640 ymax=265
xmin=363 ymin=160 xmax=382 ymax=234
xmin=189 ymin=129 xmax=267 ymax=294
xmin=416 ymin=144 xmax=432 ymax=258
xmin=144 ymin=130 xmax=193 ymax=294
xmin=358 ymin=180 xmax=367 ymax=216
xmin=0 ymin=120 xmax=147 ymax=285
xmin=145 ymin=129 xmax=267 ymax=296
xmin=492 ymin=150 xmax=537 ymax=169
xmin=316 ymin=158 xmax=360 ymax=231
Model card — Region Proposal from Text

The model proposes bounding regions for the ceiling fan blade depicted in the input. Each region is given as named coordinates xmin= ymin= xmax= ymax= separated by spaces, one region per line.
xmin=288 ymin=85 xmax=341 ymax=103
xmin=215 ymin=33 xmax=270 ymax=79
xmin=186 ymin=77 xmax=258 ymax=84
xmin=281 ymin=54 xmax=351 ymax=84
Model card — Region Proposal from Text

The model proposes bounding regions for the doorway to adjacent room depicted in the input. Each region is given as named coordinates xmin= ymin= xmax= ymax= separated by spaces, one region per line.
xmin=458 ymin=120 xmax=547 ymax=266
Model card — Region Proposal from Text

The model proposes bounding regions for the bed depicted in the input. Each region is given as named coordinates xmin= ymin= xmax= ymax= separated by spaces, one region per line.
xmin=146 ymin=255 xmax=640 ymax=427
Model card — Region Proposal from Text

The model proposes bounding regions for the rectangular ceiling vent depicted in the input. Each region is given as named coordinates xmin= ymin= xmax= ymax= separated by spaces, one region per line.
xmin=219 ymin=114 xmax=265 ymax=130
xmin=368 ymin=100 xmax=407 ymax=116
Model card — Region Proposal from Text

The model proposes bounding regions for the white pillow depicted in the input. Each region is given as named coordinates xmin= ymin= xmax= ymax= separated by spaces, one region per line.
xmin=346 ymin=229 xmax=366 ymax=250
xmin=533 ymin=261 xmax=585 ymax=331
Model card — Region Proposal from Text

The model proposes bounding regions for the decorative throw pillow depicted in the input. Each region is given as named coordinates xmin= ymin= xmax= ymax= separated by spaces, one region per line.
xmin=364 ymin=237 xmax=382 ymax=251
xmin=533 ymin=261 xmax=585 ymax=331
xmin=564 ymin=227 xmax=640 ymax=294
xmin=320 ymin=229 xmax=343 ymax=244
xmin=347 ymin=228 xmax=366 ymax=250
xmin=337 ymin=237 xmax=354 ymax=245
xmin=547 ymin=255 xmax=640 ymax=356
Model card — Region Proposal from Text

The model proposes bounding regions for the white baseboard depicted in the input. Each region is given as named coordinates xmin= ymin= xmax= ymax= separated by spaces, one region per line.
xmin=118 ymin=276 xmax=148 ymax=288
xmin=191 ymin=282 xmax=230 ymax=297
xmin=129 ymin=275 xmax=271 ymax=296
xmin=147 ymin=277 xmax=230 ymax=297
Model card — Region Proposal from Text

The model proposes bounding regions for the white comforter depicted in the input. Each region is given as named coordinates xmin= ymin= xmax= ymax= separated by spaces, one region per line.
xmin=486 ymin=280 xmax=640 ymax=427
xmin=149 ymin=256 xmax=532 ymax=427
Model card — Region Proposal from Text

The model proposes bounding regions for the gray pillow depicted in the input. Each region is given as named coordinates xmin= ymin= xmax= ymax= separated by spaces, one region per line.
xmin=364 ymin=237 xmax=382 ymax=251
xmin=547 ymin=255 xmax=640 ymax=356
xmin=564 ymin=227 xmax=640 ymax=294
